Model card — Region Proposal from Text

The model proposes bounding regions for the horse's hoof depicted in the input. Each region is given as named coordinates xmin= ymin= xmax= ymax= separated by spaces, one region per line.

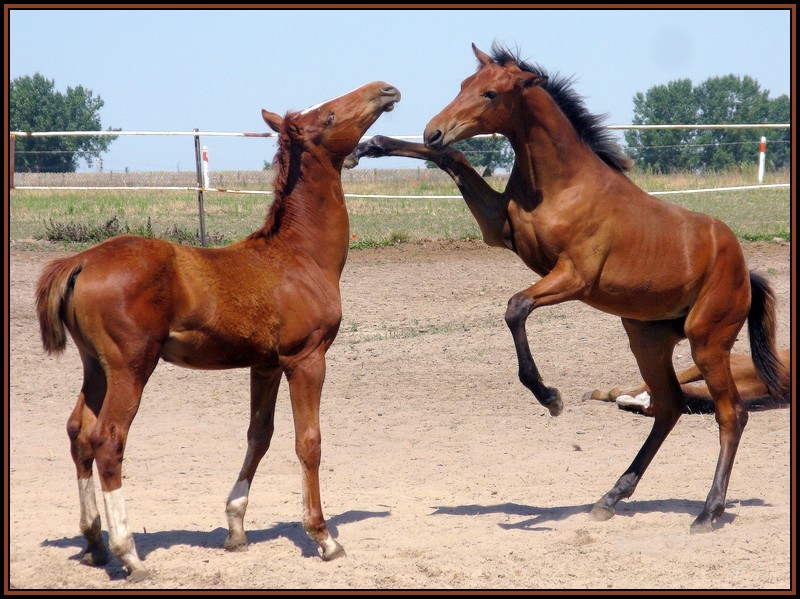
xmin=590 ymin=502 xmax=615 ymax=521
xmin=320 ymin=539 xmax=346 ymax=561
xmin=690 ymin=517 xmax=713 ymax=534
xmin=80 ymin=546 xmax=109 ymax=567
xmin=223 ymin=534 xmax=248 ymax=552
xmin=546 ymin=388 xmax=563 ymax=416
xmin=80 ymin=540 xmax=109 ymax=566
xmin=126 ymin=568 xmax=151 ymax=583
xmin=343 ymin=154 xmax=359 ymax=169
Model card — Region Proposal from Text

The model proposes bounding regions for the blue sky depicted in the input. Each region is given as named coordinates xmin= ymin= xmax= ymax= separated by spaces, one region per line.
xmin=8 ymin=7 xmax=792 ymax=172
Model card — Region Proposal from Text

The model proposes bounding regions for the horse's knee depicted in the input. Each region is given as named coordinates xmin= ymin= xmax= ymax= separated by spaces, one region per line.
xmin=66 ymin=414 xmax=82 ymax=441
xmin=296 ymin=430 xmax=322 ymax=467
xmin=67 ymin=418 xmax=97 ymax=476
xmin=715 ymin=403 xmax=749 ymax=433
xmin=91 ymin=425 xmax=126 ymax=485
xmin=505 ymin=294 xmax=532 ymax=327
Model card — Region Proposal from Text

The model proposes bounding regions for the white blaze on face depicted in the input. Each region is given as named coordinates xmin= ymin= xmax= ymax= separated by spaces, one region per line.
xmin=300 ymin=86 xmax=362 ymax=115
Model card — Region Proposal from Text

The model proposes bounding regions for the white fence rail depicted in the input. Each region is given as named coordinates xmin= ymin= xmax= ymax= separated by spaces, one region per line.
xmin=10 ymin=126 xmax=791 ymax=246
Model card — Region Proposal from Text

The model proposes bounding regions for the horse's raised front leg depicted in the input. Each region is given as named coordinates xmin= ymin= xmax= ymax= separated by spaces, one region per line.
xmin=66 ymin=354 xmax=109 ymax=567
xmin=345 ymin=135 xmax=509 ymax=247
xmin=505 ymin=257 xmax=587 ymax=416
xmin=285 ymin=346 xmax=344 ymax=561
xmin=344 ymin=135 xmax=432 ymax=168
xmin=224 ymin=367 xmax=282 ymax=551
xmin=591 ymin=319 xmax=685 ymax=521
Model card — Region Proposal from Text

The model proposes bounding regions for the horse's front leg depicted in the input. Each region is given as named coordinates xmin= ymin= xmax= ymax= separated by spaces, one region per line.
xmin=505 ymin=258 xmax=587 ymax=416
xmin=285 ymin=346 xmax=344 ymax=561
xmin=344 ymin=135 xmax=430 ymax=168
xmin=345 ymin=136 xmax=509 ymax=247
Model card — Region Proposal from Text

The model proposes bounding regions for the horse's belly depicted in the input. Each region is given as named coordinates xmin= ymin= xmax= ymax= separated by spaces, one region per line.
xmin=584 ymin=289 xmax=692 ymax=321
xmin=161 ymin=330 xmax=279 ymax=369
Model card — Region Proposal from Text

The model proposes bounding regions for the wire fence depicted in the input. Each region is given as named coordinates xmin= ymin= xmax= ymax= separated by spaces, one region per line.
xmin=10 ymin=127 xmax=791 ymax=246
xmin=11 ymin=126 xmax=791 ymax=194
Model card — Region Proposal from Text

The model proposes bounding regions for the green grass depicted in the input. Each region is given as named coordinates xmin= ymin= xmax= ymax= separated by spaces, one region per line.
xmin=9 ymin=168 xmax=790 ymax=249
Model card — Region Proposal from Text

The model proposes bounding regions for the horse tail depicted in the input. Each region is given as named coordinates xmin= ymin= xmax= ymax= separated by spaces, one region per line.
xmin=35 ymin=258 xmax=83 ymax=355
xmin=747 ymin=271 xmax=788 ymax=401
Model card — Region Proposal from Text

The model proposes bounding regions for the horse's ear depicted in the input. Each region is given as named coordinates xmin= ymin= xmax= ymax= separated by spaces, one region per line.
xmin=472 ymin=43 xmax=493 ymax=66
xmin=262 ymin=109 xmax=283 ymax=133
xmin=517 ymin=71 xmax=547 ymax=89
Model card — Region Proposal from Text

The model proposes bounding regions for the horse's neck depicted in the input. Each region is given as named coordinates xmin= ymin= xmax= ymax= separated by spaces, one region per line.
xmin=511 ymin=88 xmax=594 ymax=194
xmin=273 ymin=152 xmax=350 ymax=279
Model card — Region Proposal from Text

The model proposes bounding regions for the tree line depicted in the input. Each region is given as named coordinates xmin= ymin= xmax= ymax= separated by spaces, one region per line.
xmin=625 ymin=75 xmax=789 ymax=172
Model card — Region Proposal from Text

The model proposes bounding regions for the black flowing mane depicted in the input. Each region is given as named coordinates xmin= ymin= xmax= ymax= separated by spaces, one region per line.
xmin=254 ymin=112 xmax=305 ymax=239
xmin=490 ymin=43 xmax=632 ymax=173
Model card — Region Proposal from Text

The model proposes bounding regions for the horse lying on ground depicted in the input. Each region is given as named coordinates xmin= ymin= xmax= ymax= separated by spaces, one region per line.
xmin=36 ymin=81 xmax=400 ymax=581
xmin=346 ymin=42 xmax=788 ymax=533
xmin=584 ymin=349 xmax=791 ymax=415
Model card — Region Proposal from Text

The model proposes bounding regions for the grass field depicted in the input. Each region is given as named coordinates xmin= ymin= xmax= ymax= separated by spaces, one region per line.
xmin=9 ymin=167 xmax=790 ymax=249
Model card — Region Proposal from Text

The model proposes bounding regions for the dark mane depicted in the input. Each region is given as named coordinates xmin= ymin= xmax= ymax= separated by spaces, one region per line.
xmin=490 ymin=43 xmax=631 ymax=173
xmin=254 ymin=113 xmax=305 ymax=239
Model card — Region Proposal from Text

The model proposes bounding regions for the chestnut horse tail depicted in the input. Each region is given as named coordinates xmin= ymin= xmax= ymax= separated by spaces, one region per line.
xmin=747 ymin=271 xmax=787 ymax=401
xmin=35 ymin=258 xmax=83 ymax=355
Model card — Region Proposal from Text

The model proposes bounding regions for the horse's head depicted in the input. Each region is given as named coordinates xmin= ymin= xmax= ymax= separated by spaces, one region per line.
xmin=262 ymin=82 xmax=400 ymax=166
xmin=424 ymin=44 xmax=546 ymax=151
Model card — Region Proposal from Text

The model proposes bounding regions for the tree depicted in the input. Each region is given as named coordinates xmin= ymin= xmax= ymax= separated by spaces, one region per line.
xmin=427 ymin=136 xmax=514 ymax=176
xmin=10 ymin=73 xmax=117 ymax=172
xmin=625 ymin=75 xmax=789 ymax=172
xmin=626 ymin=79 xmax=699 ymax=172
xmin=765 ymin=94 xmax=790 ymax=169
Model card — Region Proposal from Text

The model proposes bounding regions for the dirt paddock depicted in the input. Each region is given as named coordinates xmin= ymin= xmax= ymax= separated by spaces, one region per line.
xmin=8 ymin=240 xmax=792 ymax=590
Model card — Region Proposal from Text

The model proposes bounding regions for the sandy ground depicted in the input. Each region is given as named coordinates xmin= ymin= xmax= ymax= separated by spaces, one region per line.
xmin=8 ymin=240 xmax=792 ymax=590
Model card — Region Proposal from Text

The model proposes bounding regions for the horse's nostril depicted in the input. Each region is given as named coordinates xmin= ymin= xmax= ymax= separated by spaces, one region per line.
xmin=426 ymin=130 xmax=443 ymax=148
xmin=382 ymin=85 xmax=398 ymax=94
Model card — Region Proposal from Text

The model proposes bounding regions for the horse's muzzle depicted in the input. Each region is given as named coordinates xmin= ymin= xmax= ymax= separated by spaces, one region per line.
xmin=380 ymin=86 xmax=401 ymax=112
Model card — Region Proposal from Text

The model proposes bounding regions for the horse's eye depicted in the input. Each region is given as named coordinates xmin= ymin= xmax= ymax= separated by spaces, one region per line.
xmin=326 ymin=113 xmax=335 ymax=125
xmin=483 ymin=91 xmax=497 ymax=100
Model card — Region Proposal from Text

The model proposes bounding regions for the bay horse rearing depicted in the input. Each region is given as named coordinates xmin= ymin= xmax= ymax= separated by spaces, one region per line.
xmin=347 ymin=43 xmax=788 ymax=532
xmin=36 ymin=81 xmax=400 ymax=581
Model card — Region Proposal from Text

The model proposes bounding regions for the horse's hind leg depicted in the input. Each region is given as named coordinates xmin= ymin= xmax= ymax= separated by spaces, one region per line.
xmin=685 ymin=282 xmax=750 ymax=533
xmin=67 ymin=354 xmax=109 ymax=567
xmin=286 ymin=347 xmax=344 ymax=561
xmin=224 ymin=368 xmax=282 ymax=551
xmin=591 ymin=319 xmax=685 ymax=520
xmin=92 ymin=355 xmax=158 ymax=582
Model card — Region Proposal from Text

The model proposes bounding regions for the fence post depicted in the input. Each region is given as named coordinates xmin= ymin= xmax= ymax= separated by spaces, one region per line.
xmin=757 ymin=136 xmax=766 ymax=184
xmin=9 ymin=133 xmax=15 ymax=189
xmin=201 ymin=145 xmax=211 ymax=190
xmin=193 ymin=128 xmax=207 ymax=247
